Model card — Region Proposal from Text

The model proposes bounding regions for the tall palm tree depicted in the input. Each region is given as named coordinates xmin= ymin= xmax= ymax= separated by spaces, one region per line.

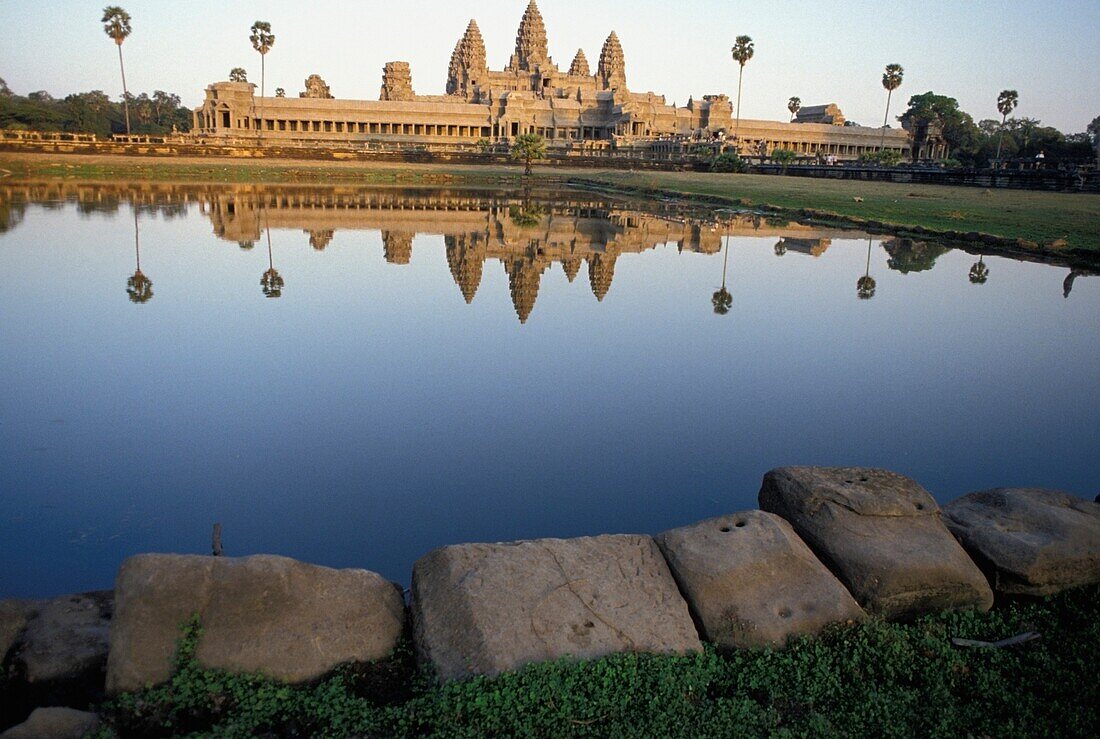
xmin=126 ymin=209 xmax=152 ymax=303
xmin=879 ymin=64 xmax=904 ymax=151
xmin=857 ymin=237 xmax=876 ymax=299
xmin=712 ymin=222 xmax=732 ymax=315
xmin=260 ymin=209 xmax=283 ymax=298
xmin=229 ymin=67 xmax=248 ymax=83
xmin=994 ymin=90 xmax=1019 ymax=162
xmin=730 ymin=36 xmax=754 ymax=143
xmin=249 ymin=21 xmax=275 ymax=138
xmin=101 ymin=6 xmax=133 ymax=135
xmin=969 ymin=256 xmax=989 ymax=284
xmin=787 ymin=96 xmax=801 ymax=122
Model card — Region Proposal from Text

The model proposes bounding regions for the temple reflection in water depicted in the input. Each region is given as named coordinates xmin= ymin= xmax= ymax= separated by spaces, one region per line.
xmin=1 ymin=182 xmax=1094 ymax=320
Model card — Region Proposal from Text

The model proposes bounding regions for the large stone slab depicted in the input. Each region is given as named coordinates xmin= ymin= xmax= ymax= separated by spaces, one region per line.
xmin=943 ymin=488 xmax=1100 ymax=595
xmin=656 ymin=511 xmax=864 ymax=648
xmin=0 ymin=707 xmax=100 ymax=739
xmin=411 ymin=535 xmax=701 ymax=681
xmin=106 ymin=554 xmax=405 ymax=695
xmin=758 ymin=467 xmax=993 ymax=619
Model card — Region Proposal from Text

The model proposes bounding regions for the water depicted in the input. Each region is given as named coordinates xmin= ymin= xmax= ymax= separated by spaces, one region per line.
xmin=1 ymin=183 xmax=1098 ymax=597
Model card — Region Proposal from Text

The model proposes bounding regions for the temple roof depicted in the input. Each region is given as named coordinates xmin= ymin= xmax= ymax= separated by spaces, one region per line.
xmin=512 ymin=1 xmax=550 ymax=71
xmin=598 ymin=32 xmax=626 ymax=90
xmin=569 ymin=49 xmax=590 ymax=77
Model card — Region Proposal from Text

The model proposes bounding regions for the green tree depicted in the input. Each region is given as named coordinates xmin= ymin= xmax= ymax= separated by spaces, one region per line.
xmin=274 ymin=87 xmax=285 ymax=98
xmin=994 ymin=90 xmax=1019 ymax=161
xmin=730 ymin=36 xmax=754 ymax=142
xmin=510 ymin=133 xmax=546 ymax=176
xmin=787 ymin=96 xmax=800 ymax=122
xmin=0 ymin=78 xmax=11 ymax=98
xmin=771 ymin=148 xmax=797 ymax=172
xmin=229 ymin=67 xmax=248 ymax=83
xmin=879 ymin=64 xmax=904 ymax=150
xmin=1089 ymin=115 xmax=1100 ymax=166
xmin=261 ymin=223 xmax=283 ymax=298
xmin=712 ymin=231 xmax=732 ymax=315
xmin=899 ymin=92 xmax=980 ymax=162
xmin=250 ymin=21 xmax=275 ymax=137
xmin=969 ymin=256 xmax=989 ymax=284
xmin=101 ymin=6 xmax=133 ymax=134
xmin=126 ymin=210 xmax=152 ymax=303
xmin=857 ymin=238 xmax=876 ymax=299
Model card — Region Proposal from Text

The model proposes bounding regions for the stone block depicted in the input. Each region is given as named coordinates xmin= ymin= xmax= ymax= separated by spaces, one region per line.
xmin=411 ymin=535 xmax=700 ymax=681
xmin=943 ymin=488 xmax=1100 ymax=595
xmin=656 ymin=511 xmax=864 ymax=648
xmin=759 ymin=467 xmax=993 ymax=619
xmin=106 ymin=554 xmax=405 ymax=695
xmin=0 ymin=707 xmax=100 ymax=739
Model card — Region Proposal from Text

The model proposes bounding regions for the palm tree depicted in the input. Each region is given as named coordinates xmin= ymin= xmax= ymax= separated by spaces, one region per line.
xmin=857 ymin=237 xmax=876 ymax=299
xmin=229 ymin=67 xmax=247 ymax=82
xmin=730 ymin=36 xmax=754 ymax=143
xmin=969 ymin=256 xmax=989 ymax=284
xmin=126 ymin=209 xmax=152 ymax=303
xmin=711 ymin=222 xmax=733 ymax=315
xmin=879 ymin=64 xmax=904 ymax=151
xmin=101 ymin=6 xmax=133 ymax=134
xmin=774 ymin=239 xmax=786 ymax=256
xmin=994 ymin=90 xmax=1019 ymax=162
xmin=249 ymin=21 xmax=275 ymax=138
xmin=260 ymin=210 xmax=283 ymax=298
xmin=787 ymin=96 xmax=801 ymax=122
xmin=275 ymin=87 xmax=285 ymax=98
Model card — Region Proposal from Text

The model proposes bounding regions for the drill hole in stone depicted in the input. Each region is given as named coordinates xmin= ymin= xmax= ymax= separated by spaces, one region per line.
xmin=735 ymin=521 xmax=746 ymax=528
xmin=860 ymin=476 xmax=869 ymax=482
xmin=584 ymin=621 xmax=594 ymax=629
xmin=719 ymin=525 xmax=731 ymax=532
xmin=778 ymin=607 xmax=792 ymax=618
xmin=915 ymin=503 xmax=925 ymax=510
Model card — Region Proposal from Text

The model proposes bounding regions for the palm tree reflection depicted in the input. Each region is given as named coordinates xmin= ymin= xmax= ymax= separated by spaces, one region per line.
xmin=969 ymin=256 xmax=989 ymax=284
xmin=774 ymin=239 xmax=786 ymax=257
xmin=260 ymin=210 xmax=284 ymax=298
xmin=126 ymin=209 xmax=153 ymax=303
xmin=712 ymin=225 xmax=732 ymax=315
xmin=857 ymin=237 xmax=876 ymax=300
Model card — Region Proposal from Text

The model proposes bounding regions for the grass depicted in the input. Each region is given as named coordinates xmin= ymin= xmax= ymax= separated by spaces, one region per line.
xmin=3 ymin=153 xmax=1100 ymax=251
xmin=89 ymin=585 xmax=1099 ymax=738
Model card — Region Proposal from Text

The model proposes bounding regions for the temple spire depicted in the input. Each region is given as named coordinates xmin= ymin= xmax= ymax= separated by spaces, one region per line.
xmin=568 ymin=49 xmax=590 ymax=77
xmin=447 ymin=19 xmax=488 ymax=97
xmin=598 ymin=31 xmax=627 ymax=91
xmin=510 ymin=0 xmax=550 ymax=71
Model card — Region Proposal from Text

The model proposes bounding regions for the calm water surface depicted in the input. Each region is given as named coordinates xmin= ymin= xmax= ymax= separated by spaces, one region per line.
xmin=2 ymin=183 xmax=1098 ymax=597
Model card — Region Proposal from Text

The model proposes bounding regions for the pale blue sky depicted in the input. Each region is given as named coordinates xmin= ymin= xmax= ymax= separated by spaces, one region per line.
xmin=1 ymin=0 xmax=1098 ymax=132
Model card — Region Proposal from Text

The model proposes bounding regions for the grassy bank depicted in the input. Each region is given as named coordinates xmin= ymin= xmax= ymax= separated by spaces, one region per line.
xmin=90 ymin=585 xmax=1099 ymax=738
xmin=3 ymin=153 xmax=1099 ymax=251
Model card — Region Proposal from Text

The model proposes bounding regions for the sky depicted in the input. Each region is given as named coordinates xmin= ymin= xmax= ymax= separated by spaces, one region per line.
xmin=1 ymin=0 xmax=1098 ymax=132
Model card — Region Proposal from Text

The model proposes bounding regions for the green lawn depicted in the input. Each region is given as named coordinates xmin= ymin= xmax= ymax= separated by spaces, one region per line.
xmin=89 ymin=585 xmax=1099 ymax=738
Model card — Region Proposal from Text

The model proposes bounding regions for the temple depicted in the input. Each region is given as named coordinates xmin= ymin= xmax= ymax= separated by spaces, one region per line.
xmin=192 ymin=1 xmax=910 ymax=159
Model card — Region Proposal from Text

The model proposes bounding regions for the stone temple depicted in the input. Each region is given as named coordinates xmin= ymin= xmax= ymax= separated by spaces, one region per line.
xmin=192 ymin=1 xmax=910 ymax=159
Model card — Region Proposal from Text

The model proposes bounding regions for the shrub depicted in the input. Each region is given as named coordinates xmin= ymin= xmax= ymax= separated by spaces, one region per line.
xmin=711 ymin=152 xmax=748 ymax=173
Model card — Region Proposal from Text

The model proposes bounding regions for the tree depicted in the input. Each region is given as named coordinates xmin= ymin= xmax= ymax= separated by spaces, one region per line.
xmin=771 ymin=148 xmax=797 ymax=172
xmin=510 ymin=133 xmax=546 ymax=176
xmin=857 ymin=237 xmax=876 ymax=299
xmin=229 ymin=67 xmax=248 ymax=83
xmin=969 ymin=256 xmax=989 ymax=284
xmin=261 ymin=220 xmax=283 ymax=298
xmin=249 ymin=21 xmax=275 ymax=137
xmin=787 ymin=96 xmax=800 ymax=122
xmin=994 ymin=90 xmax=1019 ymax=161
xmin=101 ymin=6 xmax=133 ymax=135
xmin=712 ymin=230 xmax=732 ymax=315
xmin=899 ymin=92 xmax=980 ymax=162
xmin=0 ymin=78 xmax=13 ymax=98
xmin=126 ymin=209 xmax=152 ymax=303
xmin=730 ymin=36 xmax=754 ymax=143
xmin=1089 ymin=115 xmax=1100 ymax=167
xmin=880 ymin=63 xmax=904 ymax=150
xmin=275 ymin=87 xmax=285 ymax=98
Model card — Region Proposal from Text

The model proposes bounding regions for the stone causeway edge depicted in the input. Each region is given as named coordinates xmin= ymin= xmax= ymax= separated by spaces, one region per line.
xmin=2 ymin=466 xmax=1098 ymax=734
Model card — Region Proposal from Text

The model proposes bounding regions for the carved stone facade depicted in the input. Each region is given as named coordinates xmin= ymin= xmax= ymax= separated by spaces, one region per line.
xmin=192 ymin=1 xmax=910 ymax=158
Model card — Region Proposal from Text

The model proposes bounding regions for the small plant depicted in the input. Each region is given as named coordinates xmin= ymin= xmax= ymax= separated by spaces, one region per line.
xmin=711 ymin=151 xmax=748 ymax=173
xmin=510 ymin=133 xmax=547 ymax=176
xmin=771 ymin=148 xmax=798 ymax=172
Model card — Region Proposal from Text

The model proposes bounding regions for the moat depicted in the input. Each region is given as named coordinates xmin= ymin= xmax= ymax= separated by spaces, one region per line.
xmin=1 ymin=183 xmax=1097 ymax=597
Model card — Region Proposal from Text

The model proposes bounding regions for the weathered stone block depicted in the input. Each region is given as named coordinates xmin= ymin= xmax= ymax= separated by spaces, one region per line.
xmin=656 ymin=511 xmax=864 ymax=648
xmin=758 ymin=467 xmax=993 ymax=619
xmin=411 ymin=535 xmax=701 ymax=681
xmin=0 ymin=707 xmax=100 ymax=739
xmin=106 ymin=554 xmax=405 ymax=695
xmin=943 ymin=488 xmax=1100 ymax=595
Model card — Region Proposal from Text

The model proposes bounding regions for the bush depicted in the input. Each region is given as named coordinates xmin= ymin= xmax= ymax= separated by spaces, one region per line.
xmin=858 ymin=149 xmax=904 ymax=166
xmin=90 ymin=585 xmax=1100 ymax=738
xmin=710 ymin=152 xmax=748 ymax=173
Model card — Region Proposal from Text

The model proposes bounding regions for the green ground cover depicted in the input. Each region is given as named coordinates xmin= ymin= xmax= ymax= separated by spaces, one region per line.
xmin=3 ymin=154 xmax=1098 ymax=250
xmin=90 ymin=585 xmax=1099 ymax=738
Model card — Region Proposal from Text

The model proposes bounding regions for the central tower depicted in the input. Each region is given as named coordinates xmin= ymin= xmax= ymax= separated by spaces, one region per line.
xmin=507 ymin=1 xmax=551 ymax=72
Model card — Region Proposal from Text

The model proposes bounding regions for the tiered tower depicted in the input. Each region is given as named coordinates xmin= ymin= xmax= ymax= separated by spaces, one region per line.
xmin=507 ymin=1 xmax=551 ymax=72
xmin=382 ymin=231 xmax=413 ymax=264
xmin=587 ymin=252 xmax=617 ymax=301
xmin=597 ymin=32 xmax=627 ymax=91
xmin=568 ymin=49 xmax=590 ymax=77
xmin=445 ymin=234 xmax=485 ymax=304
xmin=446 ymin=20 xmax=488 ymax=98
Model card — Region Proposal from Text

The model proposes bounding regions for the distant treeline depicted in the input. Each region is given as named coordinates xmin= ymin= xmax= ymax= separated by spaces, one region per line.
xmin=0 ymin=77 xmax=191 ymax=136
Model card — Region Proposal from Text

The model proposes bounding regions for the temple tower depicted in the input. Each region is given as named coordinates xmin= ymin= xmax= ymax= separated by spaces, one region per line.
xmin=380 ymin=62 xmax=415 ymax=101
xmin=382 ymin=231 xmax=413 ymax=264
xmin=446 ymin=20 xmax=488 ymax=98
xmin=508 ymin=1 xmax=551 ymax=72
xmin=587 ymin=252 xmax=617 ymax=301
xmin=445 ymin=234 xmax=485 ymax=303
xmin=568 ymin=49 xmax=590 ymax=77
xmin=598 ymin=32 xmax=627 ymax=91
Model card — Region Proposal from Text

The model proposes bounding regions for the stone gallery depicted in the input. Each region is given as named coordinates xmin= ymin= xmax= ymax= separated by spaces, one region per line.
xmin=190 ymin=1 xmax=910 ymax=159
